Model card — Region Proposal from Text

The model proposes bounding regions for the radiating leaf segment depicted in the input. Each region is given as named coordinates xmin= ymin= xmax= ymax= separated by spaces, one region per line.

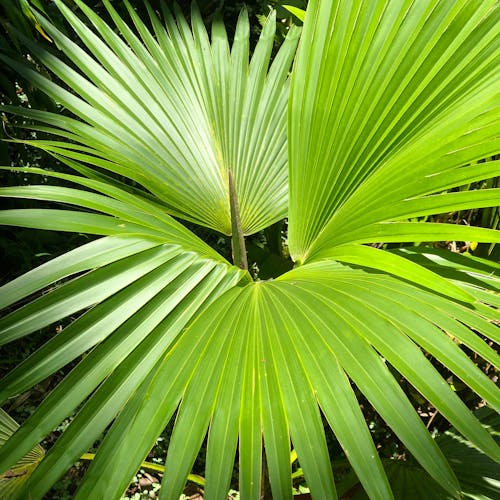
xmin=0 ymin=0 xmax=498 ymax=499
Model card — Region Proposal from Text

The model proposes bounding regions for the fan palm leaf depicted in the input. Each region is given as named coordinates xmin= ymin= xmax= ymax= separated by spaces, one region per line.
xmin=0 ymin=0 xmax=499 ymax=499
xmin=2 ymin=0 xmax=300 ymax=235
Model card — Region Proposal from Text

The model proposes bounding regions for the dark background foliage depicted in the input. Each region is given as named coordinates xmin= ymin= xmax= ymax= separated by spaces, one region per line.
xmin=0 ymin=1 xmax=496 ymax=498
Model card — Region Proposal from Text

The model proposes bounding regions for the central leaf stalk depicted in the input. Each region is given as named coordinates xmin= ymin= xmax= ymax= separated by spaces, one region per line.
xmin=228 ymin=169 xmax=248 ymax=270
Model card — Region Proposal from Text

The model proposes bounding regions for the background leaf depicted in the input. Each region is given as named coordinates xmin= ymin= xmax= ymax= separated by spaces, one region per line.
xmin=0 ymin=408 xmax=44 ymax=497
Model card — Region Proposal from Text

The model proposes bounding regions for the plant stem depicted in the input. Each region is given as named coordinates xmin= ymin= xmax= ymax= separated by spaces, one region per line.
xmin=228 ymin=168 xmax=248 ymax=270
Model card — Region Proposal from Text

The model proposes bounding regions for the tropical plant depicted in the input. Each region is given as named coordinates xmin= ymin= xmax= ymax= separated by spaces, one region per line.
xmin=0 ymin=408 xmax=45 ymax=496
xmin=0 ymin=0 xmax=499 ymax=498
xmin=334 ymin=405 xmax=500 ymax=499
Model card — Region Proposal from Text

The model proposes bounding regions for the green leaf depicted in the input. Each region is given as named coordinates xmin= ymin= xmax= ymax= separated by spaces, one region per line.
xmin=388 ymin=246 xmax=500 ymax=294
xmin=0 ymin=166 xmax=229 ymax=261
xmin=19 ymin=0 xmax=52 ymax=41
xmin=283 ymin=6 xmax=306 ymax=22
xmin=260 ymin=285 xmax=389 ymax=499
xmin=288 ymin=0 xmax=499 ymax=260
xmin=1 ymin=1 xmax=499 ymax=498
xmin=436 ymin=407 xmax=500 ymax=499
xmin=345 ymin=407 xmax=500 ymax=499
xmin=309 ymin=223 xmax=500 ymax=260
xmin=73 ymin=287 xmax=245 ymax=499
xmin=0 ymin=409 xmax=44 ymax=498
xmin=0 ymin=235 xmax=161 ymax=310
xmin=67 ymin=265 xmax=498 ymax=498
xmin=0 ymin=245 xmax=181 ymax=347
xmin=319 ymin=244 xmax=474 ymax=302
xmin=15 ymin=264 xmax=240 ymax=499
xmin=2 ymin=0 xmax=299 ymax=235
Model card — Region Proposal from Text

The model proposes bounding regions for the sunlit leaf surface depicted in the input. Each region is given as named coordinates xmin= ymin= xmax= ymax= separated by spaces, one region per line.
xmin=0 ymin=0 xmax=498 ymax=498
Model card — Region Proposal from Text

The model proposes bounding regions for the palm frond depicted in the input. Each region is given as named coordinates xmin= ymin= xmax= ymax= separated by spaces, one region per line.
xmin=0 ymin=1 xmax=498 ymax=499
xmin=288 ymin=0 xmax=499 ymax=262
xmin=1 ymin=0 xmax=299 ymax=235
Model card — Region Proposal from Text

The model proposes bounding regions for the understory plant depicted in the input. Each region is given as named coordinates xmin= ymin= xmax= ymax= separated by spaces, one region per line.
xmin=0 ymin=0 xmax=499 ymax=498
